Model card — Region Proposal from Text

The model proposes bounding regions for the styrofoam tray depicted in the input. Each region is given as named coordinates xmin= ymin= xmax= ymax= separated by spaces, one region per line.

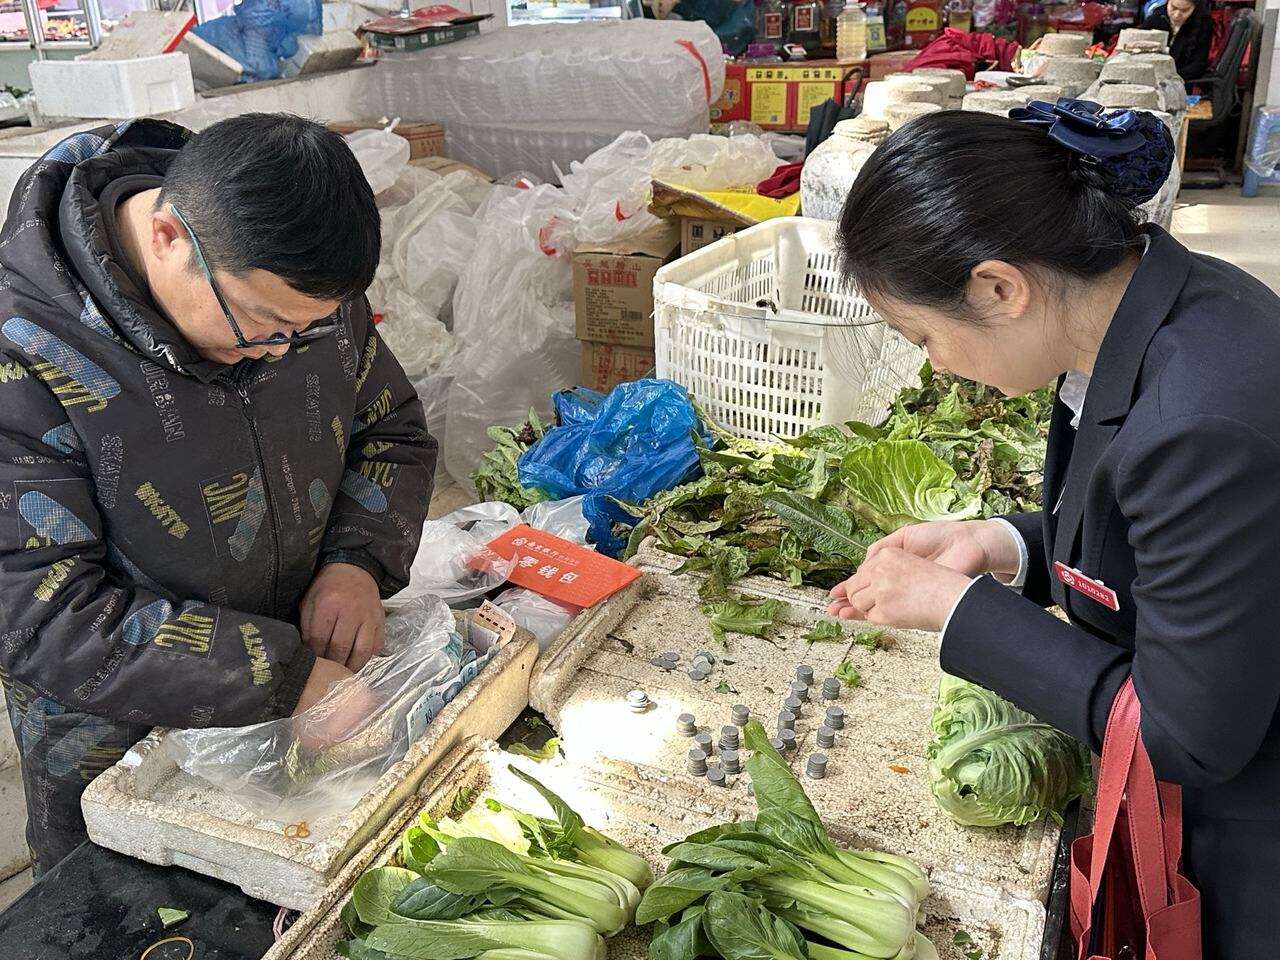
xmin=528 ymin=545 xmax=1064 ymax=910
xmin=81 ymin=611 xmax=538 ymax=911
xmin=267 ymin=741 xmax=1045 ymax=960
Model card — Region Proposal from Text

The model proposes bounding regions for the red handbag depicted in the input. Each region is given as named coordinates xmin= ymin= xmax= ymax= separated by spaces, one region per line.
xmin=1070 ymin=677 xmax=1202 ymax=960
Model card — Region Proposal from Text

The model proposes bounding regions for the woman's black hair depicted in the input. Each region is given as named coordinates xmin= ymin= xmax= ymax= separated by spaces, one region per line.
xmin=836 ymin=110 xmax=1146 ymax=314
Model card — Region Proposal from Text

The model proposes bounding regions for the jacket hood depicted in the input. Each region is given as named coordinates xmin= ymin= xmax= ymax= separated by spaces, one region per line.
xmin=0 ymin=119 xmax=229 ymax=383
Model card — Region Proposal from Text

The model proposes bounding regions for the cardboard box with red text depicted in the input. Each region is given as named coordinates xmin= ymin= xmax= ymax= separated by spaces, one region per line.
xmin=580 ymin=342 xmax=656 ymax=393
xmin=572 ymin=226 xmax=679 ymax=349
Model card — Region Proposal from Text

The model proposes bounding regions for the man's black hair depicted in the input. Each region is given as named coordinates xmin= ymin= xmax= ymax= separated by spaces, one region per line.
xmin=157 ymin=113 xmax=380 ymax=302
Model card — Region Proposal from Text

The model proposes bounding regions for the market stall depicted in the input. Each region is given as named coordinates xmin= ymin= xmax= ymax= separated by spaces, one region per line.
xmin=0 ymin=0 xmax=1275 ymax=954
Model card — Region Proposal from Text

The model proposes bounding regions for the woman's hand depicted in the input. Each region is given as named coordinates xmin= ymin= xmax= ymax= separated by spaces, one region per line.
xmin=826 ymin=547 xmax=974 ymax=632
xmin=825 ymin=520 xmax=1020 ymax=632
xmin=863 ymin=519 xmax=1021 ymax=578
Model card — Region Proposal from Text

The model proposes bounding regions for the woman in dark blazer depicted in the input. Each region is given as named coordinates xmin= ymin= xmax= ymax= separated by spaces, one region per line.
xmin=1143 ymin=0 xmax=1214 ymax=84
xmin=827 ymin=103 xmax=1280 ymax=959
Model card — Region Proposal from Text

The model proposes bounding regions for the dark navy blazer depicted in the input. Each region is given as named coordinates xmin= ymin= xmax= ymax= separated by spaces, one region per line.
xmin=943 ymin=225 xmax=1280 ymax=824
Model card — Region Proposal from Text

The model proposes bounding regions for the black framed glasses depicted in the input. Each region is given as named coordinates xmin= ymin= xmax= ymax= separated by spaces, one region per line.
xmin=169 ymin=204 xmax=343 ymax=350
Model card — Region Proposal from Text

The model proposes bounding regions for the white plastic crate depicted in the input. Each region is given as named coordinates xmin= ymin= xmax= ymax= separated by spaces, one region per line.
xmin=653 ymin=217 xmax=924 ymax=441
xmin=28 ymin=53 xmax=196 ymax=120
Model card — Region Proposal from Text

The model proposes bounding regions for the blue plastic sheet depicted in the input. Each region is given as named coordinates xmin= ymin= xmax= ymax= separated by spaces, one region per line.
xmin=517 ymin=379 xmax=706 ymax=556
xmin=191 ymin=0 xmax=322 ymax=82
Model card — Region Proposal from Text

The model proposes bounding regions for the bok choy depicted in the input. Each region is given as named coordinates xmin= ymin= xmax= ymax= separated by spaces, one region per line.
xmin=338 ymin=767 xmax=649 ymax=959
xmin=639 ymin=721 xmax=937 ymax=960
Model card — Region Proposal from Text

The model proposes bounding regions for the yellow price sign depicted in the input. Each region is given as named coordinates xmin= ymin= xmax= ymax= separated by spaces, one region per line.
xmin=750 ymin=83 xmax=788 ymax=126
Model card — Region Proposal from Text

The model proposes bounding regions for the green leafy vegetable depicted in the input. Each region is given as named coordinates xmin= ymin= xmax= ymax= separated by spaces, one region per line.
xmin=842 ymin=439 xmax=982 ymax=532
xmin=834 ymin=660 xmax=861 ymax=689
xmin=640 ymin=720 xmax=934 ymax=960
xmin=760 ymin=493 xmax=870 ymax=565
xmin=471 ymin=410 xmax=549 ymax=510
xmin=506 ymin=738 xmax=561 ymax=762
xmin=702 ymin=891 xmax=807 ymax=960
xmin=451 ymin=785 xmax=477 ymax=817
xmin=853 ymin=628 xmax=890 ymax=653
xmin=702 ymin=596 xmax=785 ymax=644
xmin=802 ymin=621 xmax=843 ymax=644
xmin=715 ymin=680 xmax=739 ymax=695
xmin=927 ymin=675 xmax=1092 ymax=827
xmin=343 ymin=771 xmax=648 ymax=960
xmin=156 ymin=907 xmax=189 ymax=929
xmin=604 ymin=363 xmax=1051 ymax=597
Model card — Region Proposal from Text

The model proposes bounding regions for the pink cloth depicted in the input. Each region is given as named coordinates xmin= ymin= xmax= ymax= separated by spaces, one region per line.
xmin=905 ymin=28 xmax=1021 ymax=80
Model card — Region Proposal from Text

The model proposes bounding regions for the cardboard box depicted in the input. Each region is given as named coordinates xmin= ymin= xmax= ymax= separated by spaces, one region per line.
xmin=580 ymin=342 xmax=656 ymax=393
xmin=329 ymin=121 xmax=445 ymax=160
xmin=868 ymin=50 xmax=918 ymax=79
xmin=572 ymin=226 xmax=679 ymax=349
xmin=409 ymin=155 xmax=491 ymax=181
xmin=680 ymin=217 xmax=739 ymax=255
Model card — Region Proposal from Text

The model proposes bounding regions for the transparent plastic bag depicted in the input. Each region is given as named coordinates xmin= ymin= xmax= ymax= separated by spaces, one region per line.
xmin=647 ymin=133 xmax=781 ymax=192
xmin=522 ymin=496 xmax=590 ymax=545
xmin=442 ymin=187 xmax=581 ymax=487
xmin=375 ymin=296 xmax=453 ymax=382
xmin=1246 ymin=108 xmax=1280 ymax=179
xmin=345 ymin=125 xmax=411 ymax=195
xmin=493 ymin=587 xmax=577 ymax=652
xmin=557 ymin=131 xmax=668 ymax=249
xmin=165 ymin=597 xmax=493 ymax=831
xmin=399 ymin=503 xmax=522 ymax=604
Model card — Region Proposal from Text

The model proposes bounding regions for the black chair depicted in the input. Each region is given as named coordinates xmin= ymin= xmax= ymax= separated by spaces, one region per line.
xmin=1182 ymin=10 xmax=1259 ymax=184
xmin=1187 ymin=10 xmax=1258 ymax=130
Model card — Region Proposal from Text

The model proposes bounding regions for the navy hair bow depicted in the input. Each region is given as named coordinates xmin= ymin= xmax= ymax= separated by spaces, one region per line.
xmin=1010 ymin=98 xmax=1175 ymax=206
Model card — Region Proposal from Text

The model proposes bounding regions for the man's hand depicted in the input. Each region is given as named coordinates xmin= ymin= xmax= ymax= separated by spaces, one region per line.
xmin=291 ymin=657 xmax=376 ymax=751
xmin=299 ymin=562 xmax=385 ymax=672
xmin=826 ymin=546 xmax=974 ymax=633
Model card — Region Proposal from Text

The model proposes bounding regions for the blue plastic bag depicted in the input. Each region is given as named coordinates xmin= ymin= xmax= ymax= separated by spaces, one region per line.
xmin=517 ymin=380 xmax=706 ymax=556
xmin=192 ymin=0 xmax=322 ymax=82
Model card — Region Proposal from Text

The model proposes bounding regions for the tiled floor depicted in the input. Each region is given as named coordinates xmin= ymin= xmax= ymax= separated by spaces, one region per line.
xmin=1172 ymin=187 xmax=1280 ymax=291
xmin=0 ymin=184 xmax=1272 ymax=911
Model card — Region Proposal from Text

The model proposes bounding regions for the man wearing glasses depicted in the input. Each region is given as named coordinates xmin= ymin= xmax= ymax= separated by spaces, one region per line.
xmin=0 ymin=114 xmax=437 ymax=873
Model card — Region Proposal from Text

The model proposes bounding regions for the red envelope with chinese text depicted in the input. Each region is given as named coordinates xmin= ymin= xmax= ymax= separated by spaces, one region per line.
xmin=473 ymin=524 xmax=641 ymax=609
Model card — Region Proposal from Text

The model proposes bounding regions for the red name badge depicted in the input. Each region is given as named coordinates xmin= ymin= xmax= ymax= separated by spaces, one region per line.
xmin=1053 ymin=562 xmax=1120 ymax=612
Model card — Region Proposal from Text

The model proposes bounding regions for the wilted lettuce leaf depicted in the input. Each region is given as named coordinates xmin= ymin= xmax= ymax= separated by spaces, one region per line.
xmin=835 ymin=660 xmax=861 ymax=689
xmin=843 ymin=440 xmax=983 ymax=533
xmin=927 ymin=675 xmax=1092 ymax=827
xmin=803 ymin=621 xmax=844 ymax=643
xmin=702 ymin=597 xmax=785 ymax=644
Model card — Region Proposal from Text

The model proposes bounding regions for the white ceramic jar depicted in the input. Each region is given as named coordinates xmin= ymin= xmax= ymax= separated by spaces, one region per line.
xmin=800 ymin=119 xmax=880 ymax=221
